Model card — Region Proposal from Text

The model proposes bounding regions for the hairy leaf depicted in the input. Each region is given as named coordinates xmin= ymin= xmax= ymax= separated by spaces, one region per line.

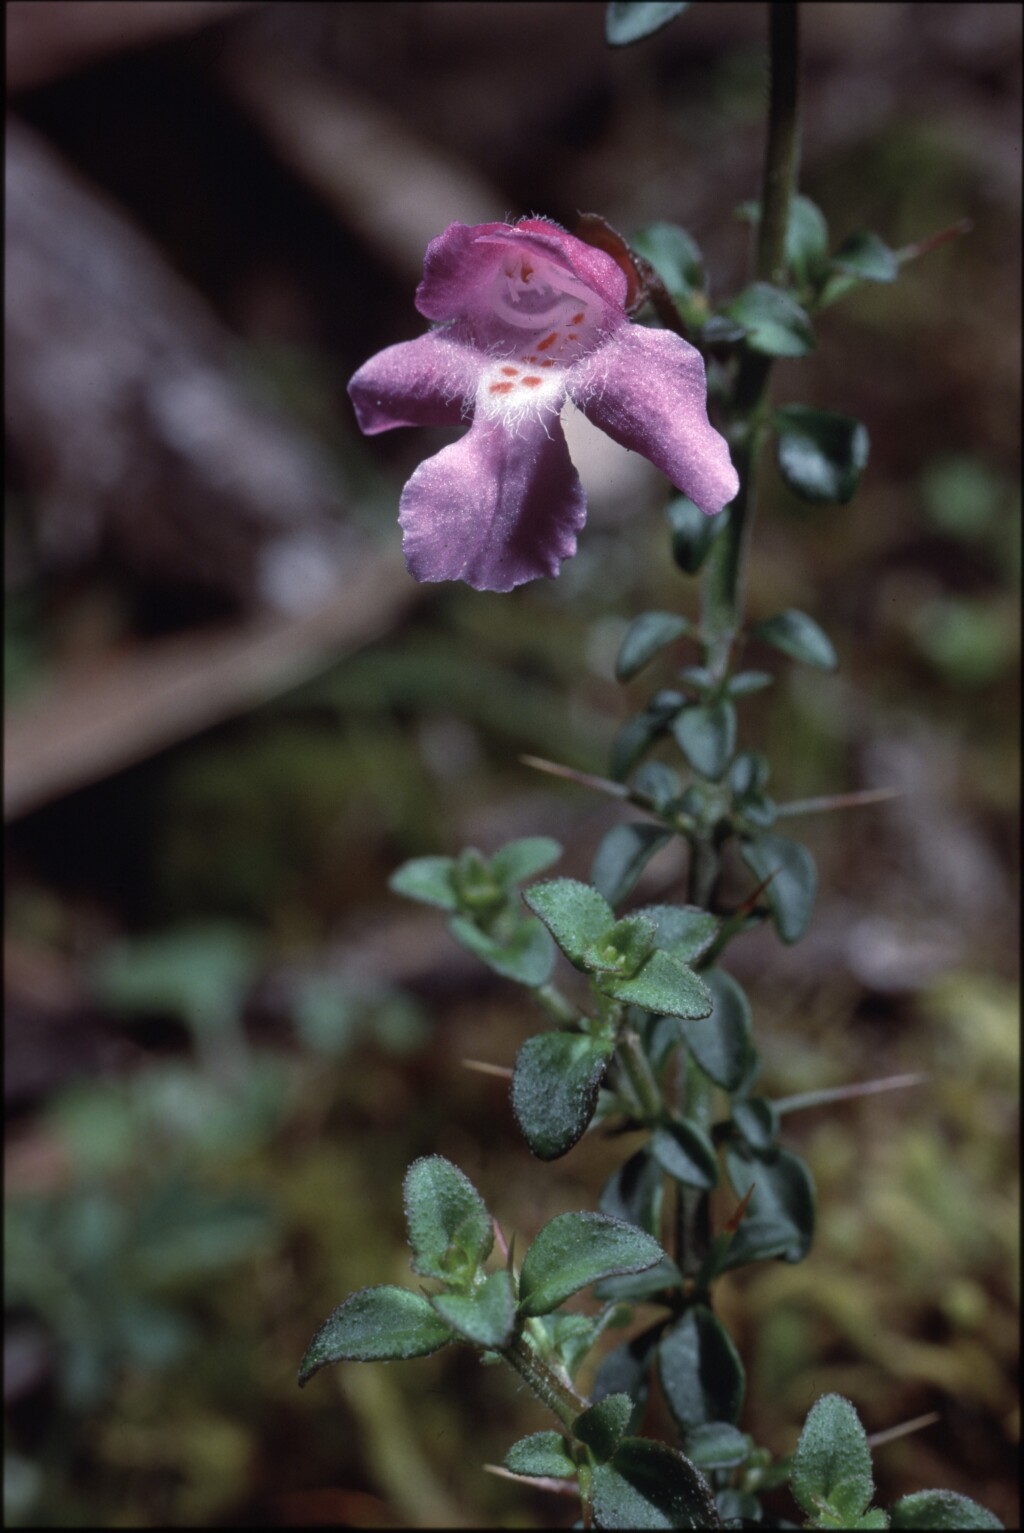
xmin=524 ymin=878 xmax=614 ymax=965
xmin=403 ymin=1156 xmax=492 ymax=1283
xmin=592 ymin=822 xmax=673 ymax=906
xmin=430 ymin=1269 xmax=516 ymax=1349
xmin=512 ymin=1031 xmax=613 ymax=1160
xmin=658 ymin=1306 xmax=745 ymax=1430
xmin=298 ymin=1286 xmax=452 ymax=1384
xmin=505 ymin=1430 xmax=577 ymax=1480
xmin=591 ymin=1436 xmax=719 ymax=1528
xmin=388 ymin=856 xmax=458 ymax=910
xmin=518 ymin=1213 xmax=665 ymax=1317
xmin=791 ymin=1393 xmax=874 ymax=1524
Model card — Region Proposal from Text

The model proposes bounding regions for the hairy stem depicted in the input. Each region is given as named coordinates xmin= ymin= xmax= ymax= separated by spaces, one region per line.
xmin=616 ymin=1025 xmax=663 ymax=1120
xmin=502 ymin=1332 xmax=589 ymax=1431
xmin=703 ymin=1 xmax=801 ymax=679
xmin=757 ymin=2 xmax=801 ymax=286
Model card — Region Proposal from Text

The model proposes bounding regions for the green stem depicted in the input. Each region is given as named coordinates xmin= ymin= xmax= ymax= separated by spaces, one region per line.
xmin=701 ymin=0 xmax=801 ymax=680
xmin=676 ymin=1052 xmax=715 ymax=1276
xmin=687 ymin=830 xmax=721 ymax=909
xmin=616 ymin=1026 xmax=663 ymax=1120
xmin=695 ymin=0 xmax=803 ymax=950
xmin=757 ymin=3 xmax=801 ymax=287
xmin=535 ymin=982 xmax=581 ymax=1026
xmin=502 ymin=1332 xmax=589 ymax=1432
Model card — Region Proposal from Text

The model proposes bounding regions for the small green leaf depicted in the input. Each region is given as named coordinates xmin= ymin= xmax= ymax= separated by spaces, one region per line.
xmin=679 ymin=968 xmax=754 ymax=1092
xmin=658 ymin=1305 xmax=746 ymax=1429
xmin=831 ymin=230 xmax=899 ymax=283
xmin=524 ymin=879 xmax=614 ymax=966
xmin=732 ymin=1096 xmax=779 ymax=1152
xmin=388 ymin=855 xmax=457 ymax=910
xmin=740 ymin=833 xmax=818 ymax=943
xmin=574 ymin=1393 xmax=634 ymax=1462
xmin=403 ymin=1157 xmax=492 ymax=1284
xmin=518 ymin=1213 xmax=665 ymax=1317
xmin=775 ymin=405 xmax=869 ymax=504
xmin=715 ymin=1487 xmax=763 ymax=1523
xmin=666 ymin=496 xmax=727 ymax=574
xmin=728 ymin=751 xmax=769 ymax=795
xmin=740 ymin=194 xmax=830 ymax=287
xmin=616 ymin=611 xmax=691 ymax=682
xmin=592 ymin=1325 xmax=662 ymax=1426
xmin=512 ymin=1031 xmax=613 ymax=1161
xmin=631 ymin=761 xmax=683 ymax=812
xmin=791 ymin=1394 xmax=874 ymax=1524
xmin=599 ymin=1148 xmax=664 ymax=1236
xmin=605 ymin=1 xmax=690 ymax=48
xmin=447 ymin=913 xmax=555 ymax=986
xmin=584 ymin=914 xmax=658 ymax=976
xmin=672 ymin=701 xmax=737 ymax=781
xmin=855 ymin=1511 xmax=891 ymax=1530
xmin=786 ymin=195 xmax=830 ymax=285
xmin=490 ymin=836 xmax=562 ymax=886
xmin=723 ymin=1143 xmax=815 ymax=1267
xmin=592 ymin=1436 xmax=719 ymax=1529
xmin=431 ymin=1269 xmax=516 ymax=1349
xmin=650 ymin=1120 xmax=719 ymax=1190
xmin=726 ymin=670 xmax=774 ymax=697
xmin=298 ymin=1286 xmax=452 ymax=1383
xmin=724 ymin=283 xmax=816 ymax=357
xmin=737 ymin=793 xmax=777 ymax=831
xmin=683 ymin=1421 xmax=750 ymax=1470
xmin=630 ymin=223 xmax=704 ymax=305
xmin=554 ymin=1312 xmax=608 ymax=1379
xmin=505 ymin=1430 xmax=577 ymax=1480
xmin=679 ymin=663 xmax=715 ymax=693
xmin=640 ymin=905 xmax=719 ymax=964
xmin=889 ymin=1490 xmax=1003 ymax=1529
xmin=594 ymin=1254 xmax=683 ymax=1303
xmin=601 ymin=948 xmax=712 ymax=1019
xmin=750 ymin=608 xmax=837 ymax=670
xmin=611 ymin=712 xmax=665 ymax=779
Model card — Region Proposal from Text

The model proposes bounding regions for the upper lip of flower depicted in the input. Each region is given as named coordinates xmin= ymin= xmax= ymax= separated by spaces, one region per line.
xmin=347 ymin=218 xmax=739 ymax=593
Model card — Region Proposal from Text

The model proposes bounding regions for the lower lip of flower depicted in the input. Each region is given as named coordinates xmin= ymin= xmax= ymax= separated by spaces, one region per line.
xmin=476 ymin=359 xmax=567 ymax=421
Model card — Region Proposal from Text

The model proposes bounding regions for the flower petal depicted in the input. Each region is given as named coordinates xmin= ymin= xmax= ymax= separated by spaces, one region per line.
xmin=348 ymin=332 xmax=478 ymax=434
xmin=398 ymin=408 xmax=586 ymax=592
xmin=416 ymin=219 xmax=628 ymax=326
xmin=570 ymin=327 xmax=739 ymax=515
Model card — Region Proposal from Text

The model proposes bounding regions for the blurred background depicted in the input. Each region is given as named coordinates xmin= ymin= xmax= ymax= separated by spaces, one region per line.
xmin=4 ymin=2 xmax=1019 ymax=1526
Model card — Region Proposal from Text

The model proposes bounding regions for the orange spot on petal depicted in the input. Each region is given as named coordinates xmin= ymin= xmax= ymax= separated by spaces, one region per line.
xmin=500 ymin=366 xmax=519 ymax=376
xmin=536 ymin=332 xmax=559 ymax=351
xmin=521 ymin=376 xmax=543 ymax=387
xmin=571 ymin=312 xmax=585 ymax=325
xmin=488 ymin=382 xmax=515 ymax=394
xmin=540 ymin=360 xmax=556 ymax=368
xmin=567 ymin=333 xmax=579 ymax=341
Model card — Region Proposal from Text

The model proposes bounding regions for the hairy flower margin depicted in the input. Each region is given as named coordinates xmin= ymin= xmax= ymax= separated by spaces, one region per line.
xmin=348 ymin=217 xmax=739 ymax=592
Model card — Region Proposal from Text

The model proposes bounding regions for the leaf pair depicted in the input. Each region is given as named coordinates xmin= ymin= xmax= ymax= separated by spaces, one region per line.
xmin=792 ymin=1395 xmax=1002 ymax=1530
xmin=298 ymin=1157 xmax=671 ymax=1385
xmin=524 ymin=879 xmax=712 ymax=1019
xmin=507 ymin=1416 xmax=719 ymax=1531
xmin=390 ymin=836 xmax=561 ymax=985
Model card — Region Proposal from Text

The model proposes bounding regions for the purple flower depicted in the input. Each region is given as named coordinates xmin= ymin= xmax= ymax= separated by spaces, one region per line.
xmin=349 ymin=218 xmax=739 ymax=593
